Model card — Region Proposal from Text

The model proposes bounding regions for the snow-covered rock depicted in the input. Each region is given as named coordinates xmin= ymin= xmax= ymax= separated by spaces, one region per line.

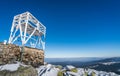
xmin=36 ymin=64 xmax=120 ymax=76
xmin=37 ymin=64 xmax=59 ymax=76
xmin=65 ymin=65 xmax=75 ymax=70
xmin=0 ymin=63 xmax=119 ymax=76
xmin=0 ymin=62 xmax=20 ymax=71
xmin=66 ymin=71 xmax=79 ymax=76
xmin=0 ymin=62 xmax=38 ymax=76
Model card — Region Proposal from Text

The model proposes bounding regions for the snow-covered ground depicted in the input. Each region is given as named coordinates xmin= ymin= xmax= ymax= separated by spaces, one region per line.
xmin=77 ymin=68 xmax=120 ymax=76
xmin=0 ymin=63 xmax=120 ymax=76
xmin=0 ymin=62 xmax=20 ymax=71
xmin=0 ymin=62 xmax=28 ymax=72
xmin=36 ymin=64 xmax=59 ymax=76
xmin=37 ymin=65 xmax=120 ymax=76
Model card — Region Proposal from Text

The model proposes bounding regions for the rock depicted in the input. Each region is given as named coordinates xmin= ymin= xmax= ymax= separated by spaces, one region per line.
xmin=0 ymin=65 xmax=38 ymax=76
xmin=55 ymin=65 xmax=63 ymax=70
xmin=23 ymin=47 xmax=44 ymax=67
xmin=0 ymin=43 xmax=44 ymax=67
xmin=65 ymin=65 xmax=75 ymax=71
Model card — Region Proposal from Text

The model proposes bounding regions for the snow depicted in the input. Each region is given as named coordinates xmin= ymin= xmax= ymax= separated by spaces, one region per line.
xmin=66 ymin=71 xmax=79 ymax=76
xmin=1 ymin=62 xmax=119 ymax=76
xmin=36 ymin=64 xmax=120 ymax=76
xmin=0 ymin=62 xmax=20 ymax=71
xmin=101 ymin=62 xmax=120 ymax=65
xmin=118 ymin=69 xmax=120 ymax=72
xmin=65 ymin=65 xmax=75 ymax=70
xmin=0 ymin=62 xmax=28 ymax=72
xmin=36 ymin=64 xmax=59 ymax=76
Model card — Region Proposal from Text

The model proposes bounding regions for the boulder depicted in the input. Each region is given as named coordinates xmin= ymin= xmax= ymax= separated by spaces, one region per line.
xmin=65 ymin=65 xmax=75 ymax=71
xmin=0 ymin=65 xmax=38 ymax=76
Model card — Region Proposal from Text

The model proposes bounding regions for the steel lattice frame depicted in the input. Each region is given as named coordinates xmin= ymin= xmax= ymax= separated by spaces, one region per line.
xmin=8 ymin=12 xmax=46 ymax=50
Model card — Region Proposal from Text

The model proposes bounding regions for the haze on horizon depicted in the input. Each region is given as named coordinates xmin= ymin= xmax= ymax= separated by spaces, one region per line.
xmin=0 ymin=0 xmax=120 ymax=58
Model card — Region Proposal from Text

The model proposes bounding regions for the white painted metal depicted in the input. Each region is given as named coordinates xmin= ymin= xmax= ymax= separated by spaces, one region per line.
xmin=8 ymin=12 xmax=46 ymax=50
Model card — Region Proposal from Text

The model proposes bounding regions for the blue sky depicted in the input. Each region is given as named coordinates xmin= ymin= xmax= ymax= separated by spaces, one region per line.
xmin=0 ymin=0 xmax=120 ymax=58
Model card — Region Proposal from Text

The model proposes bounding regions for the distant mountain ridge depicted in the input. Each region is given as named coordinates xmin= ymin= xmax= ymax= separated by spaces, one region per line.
xmin=45 ymin=57 xmax=120 ymax=75
xmin=45 ymin=57 xmax=107 ymax=63
xmin=95 ymin=57 xmax=120 ymax=63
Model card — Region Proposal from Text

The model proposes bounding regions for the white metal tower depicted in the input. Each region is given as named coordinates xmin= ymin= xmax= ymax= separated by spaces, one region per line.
xmin=8 ymin=12 xmax=46 ymax=50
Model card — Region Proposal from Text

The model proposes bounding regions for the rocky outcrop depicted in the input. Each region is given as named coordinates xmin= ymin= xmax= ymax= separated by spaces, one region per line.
xmin=0 ymin=43 xmax=20 ymax=64
xmin=0 ymin=64 xmax=38 ymax=76
xmin=0 ymin=43 xmax=44 ymax=67
xmin=23 ymin=47 xmax=44 ymax=67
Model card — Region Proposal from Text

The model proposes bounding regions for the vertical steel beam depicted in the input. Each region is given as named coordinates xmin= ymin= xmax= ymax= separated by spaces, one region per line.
xmin=8 ymin=12 xmax=46 ymax=50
